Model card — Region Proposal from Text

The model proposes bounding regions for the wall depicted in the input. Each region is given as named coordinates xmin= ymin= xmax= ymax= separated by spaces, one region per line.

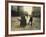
xmin=0 ymin=0 xmax=46 ymax=37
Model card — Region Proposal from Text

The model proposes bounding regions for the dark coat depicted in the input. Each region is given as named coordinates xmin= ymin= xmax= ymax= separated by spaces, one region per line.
xmin=29 ymin=17 xmax=32 ymax=26
xmin=20 ymin=15 xmax=26 ymax=27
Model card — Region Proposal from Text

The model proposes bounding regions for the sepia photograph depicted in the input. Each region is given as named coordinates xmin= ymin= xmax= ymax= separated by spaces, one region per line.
xmin=11 ymin=6 xmax=41 ymax=31
xmin=7 ymin=2 xmax=45 ymax=35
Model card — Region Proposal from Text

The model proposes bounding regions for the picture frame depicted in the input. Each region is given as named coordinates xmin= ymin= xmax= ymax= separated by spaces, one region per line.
xmin=5 ymin=1 xmax=45 ymax=37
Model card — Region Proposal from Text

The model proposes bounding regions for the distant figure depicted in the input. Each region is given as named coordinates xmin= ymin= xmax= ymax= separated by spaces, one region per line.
xmin=20 ymin=15 xmax=26 ymax=27
xmin=23 ymin=6 xmax=33 ymax=26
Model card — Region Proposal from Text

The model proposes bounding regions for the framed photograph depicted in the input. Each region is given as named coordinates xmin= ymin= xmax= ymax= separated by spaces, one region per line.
xmin=5 ymin=1 xmax=45 ymax=36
